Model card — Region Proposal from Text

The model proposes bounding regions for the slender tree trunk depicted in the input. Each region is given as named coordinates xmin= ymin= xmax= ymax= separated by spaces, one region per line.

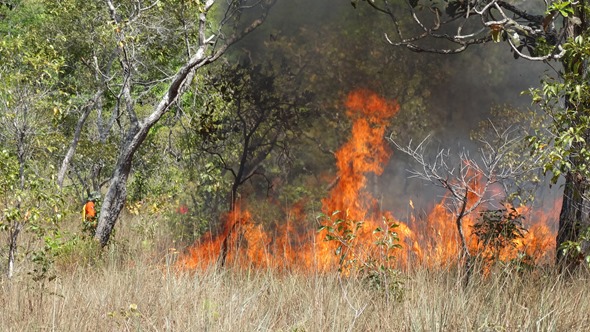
xmin=455 ymin=191 xmax=472 ymax=286
xmin=7 ymin=221 xmax=23 ymax=279
xmin=219 ymin=180 xmax=242 ymax=267
xmin=57 ymin=106 xmax=93 ymax=188
xmin=8 ymin=123 xmax=27 ymax=278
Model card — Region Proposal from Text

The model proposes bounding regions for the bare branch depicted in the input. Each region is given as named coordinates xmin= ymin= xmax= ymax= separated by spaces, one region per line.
xmin=388 ymin=125 xmax=542 ymax=262
xmin=371 ymin=0 xmax=564 ymax=59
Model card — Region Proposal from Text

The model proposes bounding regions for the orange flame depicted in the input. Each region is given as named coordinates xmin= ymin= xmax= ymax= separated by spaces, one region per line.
xmin=322 ymin=89 xmax=399 ymax=219
xmin=177 ymin=89 xmax=557 ymax=273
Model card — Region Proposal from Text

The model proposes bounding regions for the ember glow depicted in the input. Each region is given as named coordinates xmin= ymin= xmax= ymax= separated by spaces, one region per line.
xmin=178 ymin=89 xmax=557 ymax=271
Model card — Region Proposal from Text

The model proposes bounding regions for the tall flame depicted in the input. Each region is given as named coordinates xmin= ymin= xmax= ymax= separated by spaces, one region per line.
xmin=314 ymin=89 xmax=407 ymax=271
xmin=322 ymin=89 xmax=398 ymax=219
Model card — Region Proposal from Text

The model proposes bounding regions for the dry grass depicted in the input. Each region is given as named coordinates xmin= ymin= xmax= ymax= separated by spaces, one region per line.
xmin=2 ymin=216 xmax=590 ymax=331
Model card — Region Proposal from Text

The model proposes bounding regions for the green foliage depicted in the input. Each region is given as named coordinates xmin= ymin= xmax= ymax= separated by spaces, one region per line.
xmin=128 ymin=126 xmax=181 ymax=205
xmin=28 ymin=231 xmax=72 ymax=282
xmin=0 ymin=0 xmax=64 ymax=89
xmin=0 ymin=149 xmax=18 ymax=196
xmin=124 ymin=195 xmax=179 ymax=250
xmin=319 ymin=212 xmax=366 ymax=273
xmin=528 ymin=32 xmax=590 ymax=184
xmin=172 ymin=60 xmax=315 ymax=239
xmin=0 ymin=1 xmax=71 ymax=277
xmin=547 ymin=1 xmax=575 ymax=17
xmin=502 ymin=252 xmax=537 ymax=274
xmin=52 ymin=235 xmax=102 ymax=269
xmin=0 ymin=150 xmax=69 ymax=280
xmin=107 ymin=303 xmax=145 ymax=330
xmin=319 ymin=212 xmax=404 ymax=299
xmin=30 ymin=0 xmax=215 ymax=197
xmin=473 ymin=206 xmax=527 ymax=262
xmin=559 ymin=226 xmax=590 ymax=266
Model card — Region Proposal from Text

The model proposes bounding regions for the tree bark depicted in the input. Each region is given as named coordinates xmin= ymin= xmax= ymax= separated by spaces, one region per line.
xmin=556 ymin=171 xmax=587 ymax=268
xmin=455 ymin=190 xmax=473 ymax=286
xmin=7 ymin=221 xmax=23 ymax=279
xmin=556 ymin=7 xmax=589 ymax=269
xmin=93 ymin=132 xmax=136 ymax=246
xmin=94 ymin=56 xmax=201 ymax=246
xmin=57 ymin=106 xmax=93 ymax=188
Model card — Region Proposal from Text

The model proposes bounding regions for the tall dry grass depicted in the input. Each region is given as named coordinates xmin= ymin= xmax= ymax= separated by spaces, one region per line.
xmin=2 ymin=214 xmax=590 ymax=331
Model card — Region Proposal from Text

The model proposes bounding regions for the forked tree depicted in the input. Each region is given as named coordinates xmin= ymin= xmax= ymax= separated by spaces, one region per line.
xmin=53 ymin=0 xmax=277 ymax=247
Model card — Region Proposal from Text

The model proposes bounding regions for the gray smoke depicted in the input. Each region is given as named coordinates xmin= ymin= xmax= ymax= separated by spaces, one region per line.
xmin=237 ymin=0 xmax=557 ymax=221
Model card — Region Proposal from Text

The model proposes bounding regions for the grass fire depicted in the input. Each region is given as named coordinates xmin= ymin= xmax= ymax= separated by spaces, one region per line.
xmin=178 ymin=89 xmax=557 ymax=274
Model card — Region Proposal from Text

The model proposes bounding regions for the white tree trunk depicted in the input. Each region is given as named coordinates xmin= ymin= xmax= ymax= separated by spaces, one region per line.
xmin=7 ymin=222 xmax=23 ymax=279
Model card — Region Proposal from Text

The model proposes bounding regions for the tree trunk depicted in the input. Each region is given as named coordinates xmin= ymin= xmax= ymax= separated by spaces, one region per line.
xmin=93 ymin=147 xmax=134 ymax=247
xmin=93 ymin=62 xmax=199 ymax=247
xmin=219 ymin=179 xmax=242 ymax=266
xmin=455 ymin=191 xmax=472 ymax=286
xmin=556 ymin=171 xmax=587 ymax=268
xmin=57 ymin=102 xmax=94 ymax=188
xmin=556 ymin=8 xmax=589 ymax=269
xmin=7 ymin=221 xmax=23 ymax=279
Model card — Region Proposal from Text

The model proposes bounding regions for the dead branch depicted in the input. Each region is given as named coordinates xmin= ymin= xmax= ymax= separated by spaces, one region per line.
xmin=368 ymin=0 xmax=566 ymax=60
xmin=388 ymin=125 xmax=541 ymax=277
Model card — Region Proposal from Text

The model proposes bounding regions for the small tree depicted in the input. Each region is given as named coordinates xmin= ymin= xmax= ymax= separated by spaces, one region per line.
xmin=390 ymin=125 xmax=540 ymax=282
xmin=473 ymin=206 xmax=527 ymax=263
xmin=0 ymin=2 xmax=65 ymax=278
xmin=195 ymin=63 xmax=312 ymax=207
xmin=181 ymin=62 xmax=313 ymax=264
xmin=319 ymin=213 xmax=404 ymax=302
